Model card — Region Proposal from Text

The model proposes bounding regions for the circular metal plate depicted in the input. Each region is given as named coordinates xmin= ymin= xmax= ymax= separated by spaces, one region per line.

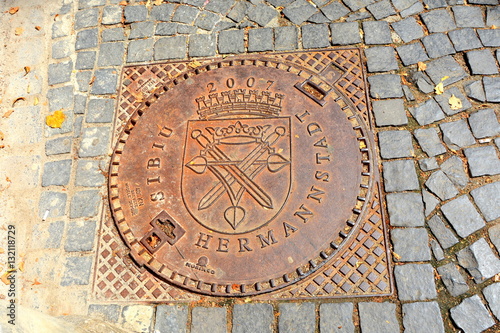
xmin=109 ymin=57 xmax=373 ymax=296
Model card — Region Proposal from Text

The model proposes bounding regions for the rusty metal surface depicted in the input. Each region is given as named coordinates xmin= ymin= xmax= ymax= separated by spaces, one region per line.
xmin=93 ymin=48 xmax=393 ymax=301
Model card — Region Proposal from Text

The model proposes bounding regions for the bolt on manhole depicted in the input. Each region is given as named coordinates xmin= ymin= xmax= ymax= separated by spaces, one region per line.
xmin=95 ymin=48 xmax=393 ymax=301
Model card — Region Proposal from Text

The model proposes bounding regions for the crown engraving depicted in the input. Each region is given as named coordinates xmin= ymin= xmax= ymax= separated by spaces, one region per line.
xmin=196 ymin=89 xmax=284 ymax=120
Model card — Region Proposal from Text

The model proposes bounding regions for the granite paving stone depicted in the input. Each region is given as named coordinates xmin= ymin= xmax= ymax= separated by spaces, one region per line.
xmin=129 ymin=21 xmax=155 ymax=39
xmin=458 ymin=238 xmax=500 ymax=283
xmin=496 ymin=137 xmax=500 ymax=150
xmin=363 ymin=21 xmax=392 ymax=45
xmin=464 ymin=146 xmax=500 ymax=177
xmin=359 ymin=302 xmax=398 ymax=333
xmin=486 ymin=6 xmax=500 ymax=27
xmin=330 ymin=22 xmax=361 ymax=45
xmin=45 ymin=136 xmax=72 ymax=155
xmin=410 ymin=99 xmax=445 ymax=126
xmin=227 ymin=1 xmax=249 ymax=22
xmin=396 ymin=42 xmax=429 ymax=66
xmin=414 ymin=128 xmax=447 ymax=157
xmin=102 ymin=5 xmax=122 ymax=25
xmin=308 ymin=12 xmax=330 ymax=24
xmin=127 ymin=39 xmax=154 ymax=63
xmin=433 ymin=87 xmax=471 ymax=116
xmin=391 ymin=228 xmax=431 ymax=262
xmin=450 ymin=296 xmax=495 ymax=333
xmin=173 ymin=6 xmax=200 ymax=25
xmin=247 ymin=4 xmax=277 ymax=27
xmin=303 ymin=24 xmax=330 ymax=48
xmin=448 ymin=28 xmax=483 ymax=51
xmin=38 ymin=191 xmax=67 ymax=218
xmin=233 ymin=304 xmax=273 ymax=333
xmin=88 ymin=304 xmax=121 ymax=323
xmin=32 ymin=221 xmax=64 ymax=249
xmin=440 ymin=156 xmax=468 ymax=188
xmin=469 ymin=109 xmax=500 ymax=139
xmin=189 ymin=34 xmax=216 ymax=57
xmin=440 ymin=120 xmax=476 ymax=149
xmin=282 ymin=0 xmax=316 ymax=25
xmin=367 ymin=74 xmax=403 ymax=98
xmin=372 ymin=99 xmax=407 ymax=126
xmin=195 ymin=11 xmax=220 ymax=31
xmin=48 ymin=61 xmax=72 ymax=86
xmin=378 ymin=130 xmax=414 ymax=159
xmin=60 ymin=256 xmax=93 ymax=286
xmin=75 ymin=7 xmax=99 ymax=30
xmin=155 ymin=36 xmax=187 ymax=60
xmin=191 ymin=307 xmax=226 ymax=333
xmin=347 ymin=12 xmax=371 ymax=22
xmin=156 ymin=22 xmax=178 ymax=36
xmin=218 ymin=30 xmax=244 ymax=54
xmin=204 ymin=0 xmax=234 ymax=14
xmin=91 ymin=69 xmax=118 ymax=95
xmin=383 ymin=160 xmax=420 ymax=192
xmin=78 ymin=0 xmax=106 ymax=8
xmin=386 ymin=192 xmax=425 ymax=227
xmin=97 ymin=42 xmax=125 ymax=67
xmin=365 ymin=46 xmax=398 ymax=72
xmin=42 ymin=159 xmax=72 ymax=186
xmin=65 ymin=220 xmax=97 ymax=252
xmin=367 ymin=0 xmax=396 ymax=19
xmin=78 ymin=127 xmax=110 ymax=157
xmin=75 ymin=160 xmax=106 ymax=187
xmin=124 ymin=5 xmax=148 ymax=23
xmin=151 ymin=3 xmax=175 ymax=21
xmin=76 ymin=51 xmax=96 ymax=70
xmin=419 ymin=158 xmax=439 ymax=172
xmin=76 ymin=71 xmax=92 ymax=92
xmin=425 ymin=56 xmax=468 ymax=86
xmin=402 ymin=302 xmax=445 ymax=333
xmin=465 ymin=80 xmax=486 ymax=102
xmin=483 ymin=283 xmax=500 ymax=320
xmin=213 ymin=19 xmax=236 ymax=32
xmin=74 ymin=95 xmax=87 ymax=114
xmin=248 ymin=28 xmax=273 ymax=52
xmin=75 ymin=28 xmax=98 ymax=50
xmin=436 ymin=263 xmax=469 ymax=296
xmin=184 ymin=0 xmax=205 ymax=6
xmin=430 ymin=239 xmax=445 ymax=261
xmin=469 ymin=0 xmax=498 ymax=4
xmin=484 ymin=77 xmax=500 ymax=102
xmin=102 ymin=27 xmax=126 ymax=42
xmin=74 ymin=116 xmax=84 ymax=138
xmin=70 ymin=189 xmax=101 ymax=218
xmin=392 ymin=0 xmax=417 ymax=11
xmin=274 ymin=26 xmax=298 ymax=51
xmin=121 ymin=305 xmax=154 ymax=333
xmin=471 ymin=181 xmax=500 ymax=222
xmin=319 ymin=303 xmax=354 ymax=333
xmin=421 ymin=9 xmax=456 ymax=33
xmin=343 ymin=0 xmax=377 ymax=12
xmin=278 ymin=303 xmax=315 ymax=333
xmin=400 ymin=1 xmax=423 ymax=18
xmin=478 ymin=29 xmax=500 ymax=47
xmin=394 ymin=263 xmax=437 ymax=301
xmin=391 ymin=17 xmax=424 ymax=43
xmin=466 ymin=49 xmax=499 ymax=75
xmin=421 ymin=33 xmax=455 ymax=59
xmin=427 ymin=215 xmax=459 ymax=249
xmin=414 ymin=72 xmax=435 ymax=94
xmin=321 ymin=2 xmax=350 ymax=21
xmin=441 ymin=195 xmax=485 ymax=238
xmin=154 ymin=305 xmax=187 ymax=333
xmin=52 ymin=39 xmax=73 ymax=59
xmin=453 ymin=6 xmax=485 ymax=28
xmin=52 ymin=18 xmax=72 ymax=39
xmin=425 ymin=170 xmax=458 ymax=201
xmin=45 ymin=110 xmax=73 ymax=136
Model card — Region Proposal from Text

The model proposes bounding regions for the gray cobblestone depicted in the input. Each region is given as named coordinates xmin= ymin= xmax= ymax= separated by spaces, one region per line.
xmin=151 ymin=4 xmax=175 ymax=21
xmin=441 ymin=156 xmax=468 ymax=188
xmin=279 ymin=303 xmax=315 ymax=333
xmin=248 ymin=4 xmax=277 ymax=27
xmin=414 ymin=72 xmax=435 ymax=94
xmin=65 ymin=220 xmax=97 ymax=252
xmin=42 ymin=159 xmax=72 ymax=186
xmin=74 ymin=95 xmax=86 ymax=115
xmin=218 ymin=30 xmax=244 ymax=54
xmin=155 ymin=36 xmax=187 ymax=60
xmin=78 ymin=0 xmax=105 ymax=9
xmin=450 ymin=295 xmax=495 ymax=333
xmin=430 ymin=239 xmax=445 ymax=261
xmin=302 ymin=24 xmax=330 ymax=48
xmin=465 ymin=146 xmax=500 ymax=177
xmin=282 ymin=0 xmax=316 ymax=25
xmin=184 ymin=0 xmax=204 ymax=6
xmin=469 ymin=0 xmax=497 ymax=4
xmin=233 ymin=304 xmax=273 ymax=333
xmin=191 ymin=307 xmax=226 ymax=333
xmin=45 ymin=137 xmax=71 ymax=155
xmin=248 ymin=28 xmax=273 ymax=52
xmin=402 ymin=302 xmax=444 ymax=333
xmin=453 ymin=6 xmax=485 ymax=28
xmin=228 ymin=1 xmax=249 ymax=22
xmin=434 ymin=87 xmax=471 ymax=116
xmin=436 ymin=263 xmax=469 ymax=296
xmin=52 ymin=39 xmax=72 ymax=59
xmin=471 ymin=181 xmax=500 ymax=222
xmin=127 ymin=39 xmax=154 ymax=63
xmin=319 ymin=303 xmax=354 ymax=333
xmin=400 ymin=1 xmax=423 ymax=18
xmin=330 ymin=22 xmax=361 ymax=45
xmin=129 ymin=21 xmax=155 ymax=39
xmin=378 ymin=130 xmax=413 ymax=159
xmin=75 ymin=28 xmax=98 ymax=50
xmin=395 ymin=263 xmax=437 ymax=301
xmin=189 ymin=34 xmax=216 ymax=57
xmin=425 ymin=55 xmax=468 ymax=86
xmin=91 ymin=69 xmax=118 ymax=95
xmin=76 ymin=51 xmax=96 ymax=70
xmin=372 ymin=99 xmax=407 ymax=126
xmin=391 ymin=228 xmax=431 ymax=262
xmin=387 ymin=192 xmax=425 ymax=227
xmin=421 ymin=33 xmax=455 ymax=59
xmin=98 ymin=42 xmax=125 ymax=67
xmin=458 ymin=238 xmax=500 ymax=283
xmin=343 ymin=0 xmax=376 ymax=12
xmin=466 ymin=49 xmax=499 ymax=75
xmin=70 ymin=189 xmax=101 ymax=218
xmin=61 ymin=256 xmax=93 ymax=286
xmin=478 ymin=29 xmax=500 ymax=47
xmin=465 ymin=79 xmax=486 ymax=102
xmin=359 ymin=302 xmax=398 ymax=333
xmin=274 ymin=26 xmax=298 ymax=51
xmin=78 ymin=127 xmax=110 ymax=157
xmin=484 ymin=76 xmax=500 ymax=102
xmin=156 ymin=22 xmax=177 ymax=36
xmin=38 ymin=191 xmax=67 ymax=218
xmin=75 ymin=160 xmax=106 ymax=187
xmin=442 ymin=195 xmax=485 ymax=238
xmin=102 ymin=27 xmax=126 ymax=42
xmin=124 ymin=5 xmax=148 ymax=23
xmin=426 ymin=171 xmax=459 ymax=202
xmin=440 ymin=120 xmax=475 ymax=149
xmin=410 ymin=99 xmax=445 ymax=126
xmin=45 ymin=110 xmax=73 ymax=136
xmin=391 ymin=17 xmax=424 ymax=43
xmin=48 ymin=61 xmax=72 ymax=86
xmin=367 ymin=0 xmax=396 ymax=19
xmin=363 ymin=21 xmax=392 ymax=45
xmin=308 ymin=12 xmax=329 ymax=24
xmin=487 ymin=6 xmax=500 ymax=27
xmin=427 ymin=215 xmax=459 ymax=249
xmin=470 ymin=109 xmax=500 ymax=139
xmin=205 ymin=0 xmax=235 ymax=14
xmin=419 ymin=158 xmax=439 ymax=172
xmin=321 ymin=2 xmax=350 ymax=21
xmin=102 ymin=5 xmax=122 ymax=25
xmin=483 ymin=283 xmax=500 ymax=320
xmin=414 ymin=128 xmax=447 ymax=157
xmin=52 ymin=18 xmax=72 ymax=38
xmin=448 ymin=28 xmax=483 ymax=51
xmin=392 ymin=0 xmax=417 ymax=11
xmin=154 ymin=305 xmax=187 ymax=333
xmin=367 ymin=74 xmax=403 ymax=98
xmin=89 ymin=304 xmax=121 ymax=323
xmin=195 ymin=11 xmax=220 ymax=31
xmin=421 ymin=9 xmax=456 ymax=33
xmin=86 ymin=98 xmax=113 ymax=123
xmin=383 ymin=160 xmax=420 ymax=192
xmin=74 ymin=115 xmax=84 ymax=138
xmin=396 ymin=42 xmax=429 ymax=66
xmin=75 ymin=7 xmax=99 ymax=30
xmin=32 ymin=221 xmax=64 ymax=249
xmin=76 ymin=71 xmax=91 ymax=93
xmin=365 ymin=46 xmax=398 ymax=72
xmin=177 ymin=24 xmax=197 ymax=34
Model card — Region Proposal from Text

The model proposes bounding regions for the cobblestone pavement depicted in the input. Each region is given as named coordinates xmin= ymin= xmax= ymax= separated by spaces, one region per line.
xmin=1 ymin=0 xmax=500 ymax=332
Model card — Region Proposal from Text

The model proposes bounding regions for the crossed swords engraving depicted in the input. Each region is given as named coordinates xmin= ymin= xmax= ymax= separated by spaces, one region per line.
xmin=186 ymin=125 xmax=289 ymax=229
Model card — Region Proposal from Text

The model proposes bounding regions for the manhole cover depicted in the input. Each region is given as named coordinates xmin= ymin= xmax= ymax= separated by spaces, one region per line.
xmin=106 ymin=49 xmax=391 ymax=298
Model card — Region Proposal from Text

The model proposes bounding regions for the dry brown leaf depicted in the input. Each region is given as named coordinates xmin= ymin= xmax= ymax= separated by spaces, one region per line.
xmin=417 ymin=61 xmax=427 ymax=71
xmin=12 ymin=97 xmax=26 ymax=107
xmin=119 ymin=0 xmax=128 ymax=5
xmin=45 ymin=110 xmax=66 ymax=128
xmin=15 ymin=27 xmax=24 ymax=36
xmin=154 ymin=0 xmax=163 ymax=4
xmin=492 ymin=25 xmax=497 ymax=29
xmin=24 ymin=66 xmax=30 ymax=76
xmin=392 ymin=251 xmax=401 ymax=260
xmin=8 ymin=7 xmax=19 ymax=14
xmin=32 ymin=278 xmax=42 ymax=286
xmin=449 ymin=94 xmax=462 ymax=110
xmin=89 ymin=76 xmax=96 ymax=85
xmin=35 ymin=26 xmax=41 ymax=31
xmin=2 ymin=110 xmax=14 ymax=118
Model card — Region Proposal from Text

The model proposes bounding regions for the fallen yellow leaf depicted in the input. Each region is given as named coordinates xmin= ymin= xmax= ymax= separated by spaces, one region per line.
xmin=1 ymin=270 xmax=14 ymax=285
xmin=8 ymin=7 xmax=19 ymax=14
xmin=18 ymin=261 xmax=24 ymax=272
xmin=392 ymin=251 xmax=401 ymax=260
xmin=119 ymin=0 xmax=127 ymax=5
xmin=15 ymin=27 xmax=24 ymax=36
xmin=188 ymin=60 xmax=202 ymax=68
xmin=34 ymin=97 xmax=39 ymax=106
xmin=492 ymin=25 xmax=497 ymax=29
xmin=440 ymin=76 xmax=449 ymax=82
xmin=24 ymin=66 xmax=30 ymax=76
xmin=154 ymin=0 xmax=162 ymax=5
xmin=434 ymin=82 xmax=444 ymax=95
xmin=35 ymin=26 xmax=41 ymax=31
xmin=0 ymin=132 xmax=4 ymax=141
xmin=448 ymin=94 xmax=462 ymax=110
xmin=2 ymin=110 xmax=14 ymax=118
xmin=45 ymin=110 xmax=66 ymax=128
xmin=417 ymin=62 xmax=427 ymax=71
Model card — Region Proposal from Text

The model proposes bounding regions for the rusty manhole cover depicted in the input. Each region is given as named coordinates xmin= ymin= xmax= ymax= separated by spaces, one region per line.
xmin=106 ymin=49 xmax=390 ymax=298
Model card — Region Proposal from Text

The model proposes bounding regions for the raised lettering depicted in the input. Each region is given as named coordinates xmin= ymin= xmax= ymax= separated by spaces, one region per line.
xmin=152 ymin=142 xmax=164 ymax=150
xmin=295 ymin=110 xmax=310 ymax=123
xmin=283 ymin=222 xmax=298 ymax=237
xmin=238 ymin=238 xmax=253 ymax=252
xmin=217 ymin=238 xmax=230 ymax=252
xmin=256 ymin=230 xmax=278 ymax=248
xmin=150 ymin=191 xmax=165 ymax=202
xmin=147 ymin=176 xmax=161 ymax=185
xmin=147 ymin=158 xmax=161 ymax=169
xmin=158 ymin=126 xmax=173 ymax=138
xmin=313 ymin=137 xmax=328 ymax=148
xmin=316 ymin=153 xmax=331 ymax=164
xmin=294 ymin=204 xmax=313 ymax=223
xmin=307 ymin=123 xmax=322 ymax=136
xmin=195 ymin=233 xmax=212 ymax=249
xmin=307 ymin=186 xmax=325 ymax=203
xmin=315 ymin=171 xmax=330 ymax=182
